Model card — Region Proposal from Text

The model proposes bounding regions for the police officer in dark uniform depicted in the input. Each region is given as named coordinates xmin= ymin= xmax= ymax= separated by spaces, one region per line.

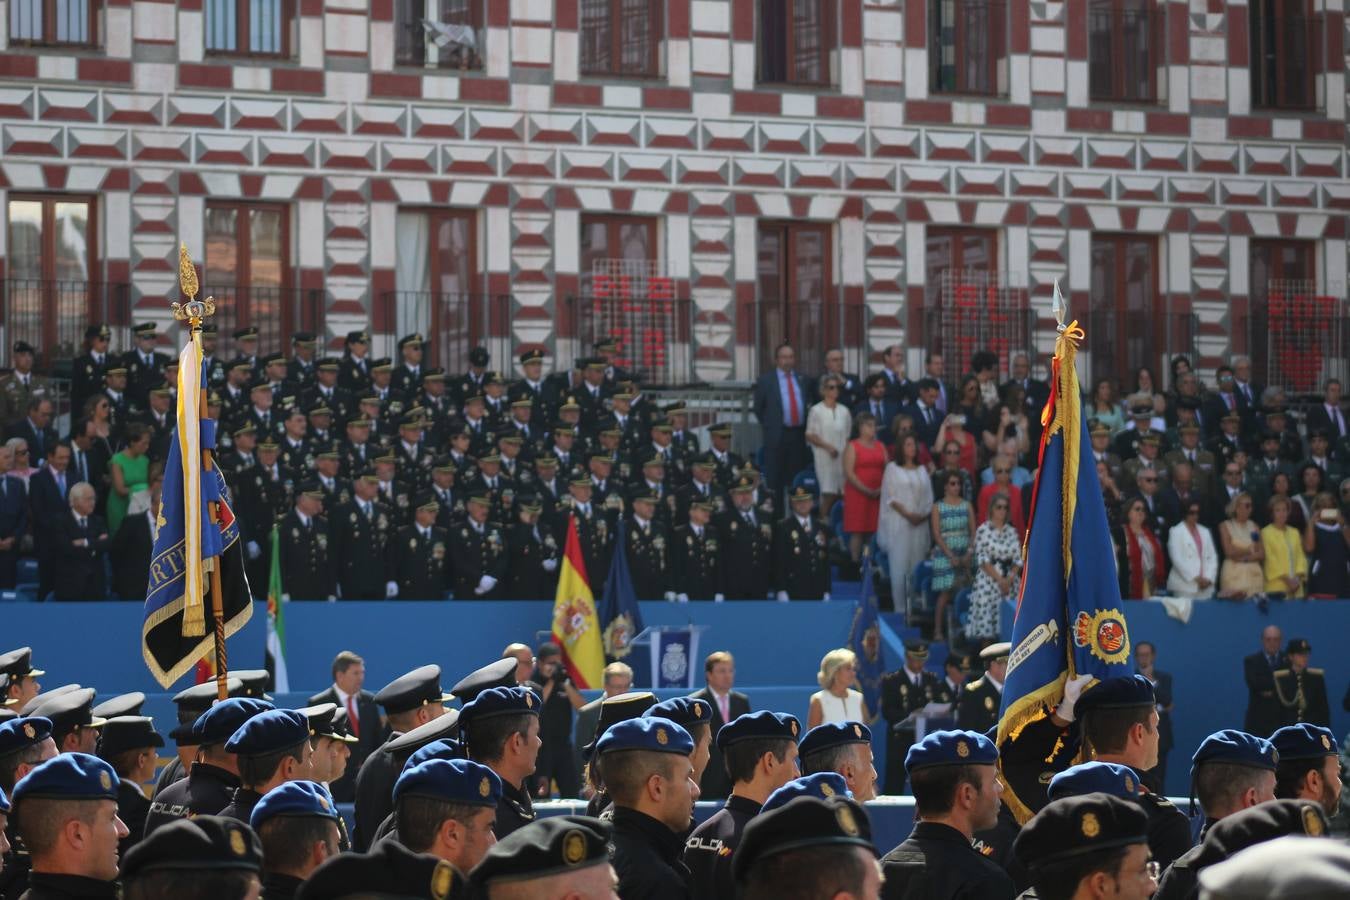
xmin=683 ymin=712 xmax=800 ymax=900
xmin=302 ymin=357 xmax=353 ymax=430
xmin=95 ymin=715 xmax=163 ymax=856
xmin=311 ymin=444 xmax=350 ymax=510
xmin=505 ymin=493 xmax=559 ymax=600
xmin=123 ymin=322 xmax=170 ymax=409
xmin=599 ymin=717 xmax=698 ymax=900
xmin=236 ymin=438 xmax=288 ymax=598
xmin=384 ymin=494 xmax=450 ymax=600
xmin=372 ymin=454 xmax=413 ymax=525
xmin=9 ymin=754 xmax=124 ymax=900
xmin=672 ymin=497 xmax=724 ymax=601
xmin=733 ymin=793 xmax=879 ymax=900
xmin=1012 ymin=793 xmax=1150 ymax=900
xmin=277 ymin=482 xmax=335 ymax=601
xmin=554 ymin=472 xmax=617 ymax=581
xmin=237 ymin=781 xmax=338 ymax=900
xmin=390 ymin=333 xmax=425 ymax=399
xmin=1273 ymin=637 xmax=1331 ymax=726
xmin=330 ymin=468 xmax=395 ymax=600
xmin=706 ymin=423 xmax=743 ymax=490
xmin=426 ymin=459 xmax=465 ymax=532
xmin=880 ymin=641 xmax=952 ymax=795
xmin=1182 ymin=729 xmax=1279 ymax=843
xmin=882 ymin=730 xmax=1014 ymax=900
xmin=392 ymin=411 xmax=436 ymax=492
xmin=459 ymin=686 xmax=542 ymax=841
xmin=470 ymin=815 xmax=613 ymax=899
xmin=340 ymin=416 xmax=378 ymax=477
xmin=676 ymin=455 xmax=727 ymax=523
xmin=717 ymin=475 xmax=775 ymax=600
xmin=465 ymin=449 xmax=516 ymax=524
xmin=625 ymin=485 xmax=671 ymax=600
xmin=217 ymin=709 xmax=311 ymax=825
xmin=150 ymin=678 xmax=247 ymax=798
xmin=338 ymin=330 xmax=372 ymax=394
xmin=449 ymin=493 xmax=509 ymax=600
xmin=771 ymin=487 xmax=834 ymax=600
xmin=959 ymin=642 xmax=1008 ymax=734
xmin=0 ymin=715 xmax=55 ymax=899
xmin=71 ymin=324 xmax=112 ymax=413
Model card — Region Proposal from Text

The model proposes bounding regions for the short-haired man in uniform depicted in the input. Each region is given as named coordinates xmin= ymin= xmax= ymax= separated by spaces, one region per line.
xmin=249 ymin=781 xmax=341 ymax=900
xmin=458 ymin=686 xmax=542 ymax=840
xmin=1012 ymin=793 xmax=1154 ymax=900
xmin=647 ymin=698 xmax=713 ymax=789
xmin=218 ymin=709 xmax=314 ymax=824
xmin=1271 ymin=723 xmax=1343 ymax=815
xmin=1187 ymin=730 xmax=1278 ymax=839
xmin=384 ymin=495 xmax=451 ymax=600
xmin=733 ymin=793 xmax=881 ymax=900
xmin=958 ymin=643 xmax=1008 ymax=734
xmin=879 ymin=641 xmax=951 ymax=795
xmin=468 ymin=815 xmax=616 ymax=900
xmin=391 ymin=758 xmax=500 ymax=872
xmin=798 ymin=722 xmax=877 ymax=802
xmin=771 ymin=487 xmax=833 ymax=601
xmin=0 ymin=716 xmax=59 ymax=897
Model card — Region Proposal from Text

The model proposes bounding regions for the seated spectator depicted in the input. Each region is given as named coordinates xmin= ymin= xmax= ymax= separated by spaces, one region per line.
xmin=52 ymin=481 xmax=110 ymax=601
xmin=969 ymin=494 xmax=1021 ymax=641
xmin=808 ymin=648 xmax=869 ymax=729
xmin=1303 ymin=492 xmax=1349 ymax=599
xmin=805 ymin=375 xmax=851 ymax=519
xmin=108 ymin=423 xmax=152 ymax=536
xmin=1086 ymin=377 xmax=1125 ymax=434
xmin=879 ymin=434 xmax=933 ymax=611
xmin=930 ymin=472 xmax=975 ymax=642
xmin=1115 ymin=497 xmax=1166 ymax=599
xmin=976 ymin=456 xmax=1026 ymax=534
xmin=1166 ymin=502 xmax=1218 ymax=599
xmin=1217 ymin=492 xmax=1265 ymax=600
xmin=841 ymin=413 xmax=884 ymax=564
xmin=1261 ymin=496 xmax=1307 ymax=598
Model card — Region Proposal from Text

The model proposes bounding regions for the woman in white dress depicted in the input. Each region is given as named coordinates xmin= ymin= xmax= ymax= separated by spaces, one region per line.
xmin=805 ymin=375 xmax=853 ymax=519
xmin=877 ymin=434 xmax=934 ymax=611
xmin=808 ymin=648 xmax=871 ymax=728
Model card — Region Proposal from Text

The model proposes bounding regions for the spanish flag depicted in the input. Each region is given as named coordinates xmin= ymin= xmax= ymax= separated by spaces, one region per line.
xmin=551 ymin=515 xmax=605 ymax=688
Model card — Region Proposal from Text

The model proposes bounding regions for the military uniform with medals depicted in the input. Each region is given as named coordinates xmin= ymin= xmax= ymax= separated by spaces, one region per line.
xmin=505 ymin=501 xmax=559 ymax=601
xmin=386 ymin=512 xmax=450 ymax=600
xmin=958 ymin=673 xmax=1004 ymax=735
xmin=716 ymin=478 xmax=775 ymax=600
xmin=450 ymin=502 xmax=509 ymax=600
xmin=70 ymin=325 xmax=112 ymax=411
xmin=625 ymin=497 xmax=671 ymax=601
xmin=672 ymin=515 xmax=724 ymax=601
xmin=771 ymin=502 xmax=833 ymax=600
xmin=331 ymin=492 xmax=397 ymax=600
xmin=1273 ymin=638 xmax=1331 ymax=727
xmin=879 ymin=642 xmax=953 ymax=795
xmin=277 ymin=495 xmax=335 ymax=601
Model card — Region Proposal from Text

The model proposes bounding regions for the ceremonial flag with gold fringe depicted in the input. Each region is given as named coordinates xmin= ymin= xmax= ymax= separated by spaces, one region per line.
xmin=551 ymin=515 xmax=605 ymax=688
xmin=995 ymin=283 xmax=1134 ymax=822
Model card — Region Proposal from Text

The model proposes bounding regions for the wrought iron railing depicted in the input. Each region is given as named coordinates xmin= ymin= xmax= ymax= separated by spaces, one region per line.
xmin=375 ymin=291 xmax=512 ymax=373
xmin=1 ymin=279 xmax=130 ymax=373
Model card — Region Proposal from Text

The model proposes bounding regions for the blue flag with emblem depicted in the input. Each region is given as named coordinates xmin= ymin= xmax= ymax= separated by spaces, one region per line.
xmin=600 ymin=518 xmax=644 ymax=663
xmin=847 ymin=547 xmax=885 ymax=714
xmin=996 ymin=283 xmax=1134 ymax=822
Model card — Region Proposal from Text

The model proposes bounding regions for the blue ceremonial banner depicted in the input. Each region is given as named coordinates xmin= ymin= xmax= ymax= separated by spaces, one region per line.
xmin=848 ymin=548 xmax=886 ymax=715
xmin=996 ymin=298 xmax=1133 ymax=820
xmin=652 ymin=628 xmax=701 ymax=689
xmin=600 ymin=518 xmax=644 ymax=663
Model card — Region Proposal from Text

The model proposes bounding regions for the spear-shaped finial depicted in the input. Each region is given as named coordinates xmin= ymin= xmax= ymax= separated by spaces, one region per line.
xmin=1052 ymin=279 xmax=1067 ymax=334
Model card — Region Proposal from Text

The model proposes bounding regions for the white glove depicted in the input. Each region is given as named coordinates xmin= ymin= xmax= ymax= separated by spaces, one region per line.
xmin=281 ymin=593 xmax=290 ymax=602
xmin=542 ymin=558 xmax=558 ymax=572
xmin=474 ymin=575 xmax=497 ymax=595
xmin=664 ymin=591 xmax=677 ymax=602
xmin=713 ymin=593 xmax=725 ymax=603
xmin=326 ymin=594 xmax=336 ymax=602
xmin=246 ymin=541 xmax=261 ymax=560
xmin=676 ymin=593 xmax=689 ymax=603
xmin=385 ymin=581 xmax=399 ymax=599
xmin=334 ymin=584 xmax=342 ymax=599
xmin=776 ymin=590 xmax=790 ymax=602
xmin=1054 ymin=674 xmax=1096 ymax=723
xmin=822 ymin=592 xmax=831 ymax=602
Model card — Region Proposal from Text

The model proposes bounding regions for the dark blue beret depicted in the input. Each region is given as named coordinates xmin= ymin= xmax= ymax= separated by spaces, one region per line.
xmin=734 ymin=796 xmax=875 ymax=882
xmin=1271 ymin=723 xmax=1338 ymax=761
xmin=402 ymin=739 xmax=467 ymax=773
xmin=648 ymin=697 xmax=713 ymax=731
xmin=471 ymin=816 xmax=612 ymax=890
xmin=121 ymin=815 xmax=262 ymax=877
xmin=225 ymin=709 xmax=310 ymax=757
xmin=799 ymin=722 xmax=871 ymax=760
xmin=763 ymin=773 xmax=851 ymax=812
xmin=1191 ymin=729 xmax=1279 ymax=773
xmin=12 ymin=752 xmax=119 ymax=802
xmin=459 ymin=687 xmax=540 ymax=731
xmin=250 ymin=780 xmax=339 ymax=831
xmin=1014 ymin=793 xmax=1149 ymax=869
xmin=374 ymin=664 xmax=452 ymax=715
xmin=596 ymin=717 xmax=694 ymax=756
xmin=394 ymin=758 xmax=502 ymax=809
xmin=1076 ymin=675 xmax=1156 ymax=713
xmin=0 ymin=785 xmax=9 ymax=814
xmin=191 ymin=698 xmax=274 ymax=746
xmin=905 ymin=729 xmax=998 ymax=773
xmin=0 ymin=716 xmax=52 ymax=756
xmin=1048 ymin=762 xmax=1141 ymax=801
xmin=716 ymin=711 xmax=801 ymax=749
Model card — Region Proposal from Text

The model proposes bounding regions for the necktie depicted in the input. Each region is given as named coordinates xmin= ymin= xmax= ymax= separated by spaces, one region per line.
xmin=345 ymin=694 xmax=360 ymax=738
xmin=1336 ymin=408 xmax=1346 ymax=436
xmin=873 ymin=401 xmax=881 ymax=418
xmin=924 ymin=406 xmax=933 ymax=426
xmin=78 ymin=516 xmax=86 ymax=531
xmin=745 ymin=512 xmax=754 ymax=526
xmin=57 ymin=472 xmax=65 ymax=498
xmin=76 ymin=451 xmax=86 ymax=482
xmin=361 ymin=501 xmax=371 ymax=520
xmin=1225 ymin=393 xmax=1234 ymax=411
xmin=785 ymin=372 xmax=800 ymax=426
xmin=718 ymin=693 xmax=730 ymax=723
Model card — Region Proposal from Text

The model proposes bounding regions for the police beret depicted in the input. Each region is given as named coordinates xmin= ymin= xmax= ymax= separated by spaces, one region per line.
xmin=905 ymin=729 xmax=998 ymax=773
xmin=450 ymin=659 xmax=519 ymax=703
xmin=191 ymin=697 xmax=274 ymax=746
xmin=716 ymin=711 xmax=800 ymax=749
xmin=20 ymin=684 xmax=81 ymax=716
xmin=224 ymin=709 xmax=310 ymax=757
xmin=799 ymin=722 xmax=872 ymax=760
xmin=122 ymin=815 xmax=262 ymax=877
xmin=596 ymin=717 xmax=694 ymax=756
xmin=394 ymin=758 xmax=502 ymax=809
xmin=250 ymin=780 xmax=339 ymax=831
xmin=32 ymin=688 xmax=104 ymax=736
xmin=0 ymin=785 xmax=8 ymax=814
xmin=0 ymin=716 xmax=52 ymax=757
xmin=1191 ymin=729 xmax=1278 ymax=773
xmin=1271 ymin=723 xmax=1338 ymax=761
xmin=581 ymin=691 xmax=656 ymax=757
xmin=734 ymin=796 xmax=874 ymax=882
xmin=13 ymin=752 xmax=119 ymax=802
xmin=92 ymin=692 xmax=146 ymax=721
xmin=1286 ymin=638 xmax=1312 ymax=655
xmin=97 ymin=716 xmax=164 ymax=759
xmin=1075 ymin=675 xmax=1156 ymax=713
xmin=459 ymin=688 xmax=540 ymax=732
xmin=762 ymin=773 xmax=851 ymax=812
xmin=403 ymin=739 xmax=467 ymax=773
xmin=386 ymin=709 xmax=461 ymax=755
xmin=1013 ymin=794 xmax=1149 ymax=870
xmin=172 ymin=678 xmax=245 ymax=714
xmin=0 ymin=647 xmax=43 ymax=682
xmin=1047 ymin=761 xmax=1141 ymax=802
xmin=648 ymin=697 xmax=713 ymax=731
xmin=374 ymin=665 xmax=453 ymax=715
xmin=471 ymin=815 xmax=611 ymax=890
xmin=296 ymin=834 xmax=462 ymax=900
xmin=1196 ymin=835 xmax=1350 ymax=900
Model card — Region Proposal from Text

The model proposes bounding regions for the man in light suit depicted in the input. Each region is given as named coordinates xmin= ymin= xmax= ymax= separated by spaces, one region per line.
xmin=688 ymin=650 xmax=751 ymax=801
xmin=572 ymin=661 xmax=635 ymax=789
xmin=753 ymin=343 xmax=810 ymax=504
xmin=308 ymin=650 xmax=386 ymax=802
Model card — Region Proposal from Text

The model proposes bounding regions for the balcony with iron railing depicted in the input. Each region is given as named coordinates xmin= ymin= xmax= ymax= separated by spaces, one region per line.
xmin=1 ymin=279 xmax=130 ymax=374
xmin=197 ymin=284 xmax=326 ymax=353
xmin=375 ymin=291 xmax=513 ymax=373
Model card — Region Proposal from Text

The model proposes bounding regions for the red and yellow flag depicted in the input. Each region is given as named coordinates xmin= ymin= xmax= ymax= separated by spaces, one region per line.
xmin=551 ymin=515 xmax=605 ymax=688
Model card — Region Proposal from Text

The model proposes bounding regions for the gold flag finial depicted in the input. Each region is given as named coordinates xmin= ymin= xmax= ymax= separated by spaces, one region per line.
xmin=172 ymin=243 xmax=215 ymax=324
xmin=179 ymin=243 xmax=198 ymax=301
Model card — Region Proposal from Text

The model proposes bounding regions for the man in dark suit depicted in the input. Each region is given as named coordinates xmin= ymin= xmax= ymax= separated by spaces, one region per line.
xmin=0 ymin=443 xmax=27 ymax=589
xmin=855 ymin=374 xmax=901 ymax=444
xmin=1304 ymin=378 xmax=1348 ymax=444
xmin=9 ymin=396 xmax=57 ymax=462
xmin=752 ymin=343 xmax=810 ymax=502
xmin=1135 ymin=641 xmax=1174 ymax=794
xmin=308 ymin=650 xmax=386 ymax=802
xmin=1243 ymin=625 xmax=1288 ymax=736
xmin=688 ymin=650 xmax=751 ymax=801
xmin=902 ymin=379 xmax=945 ymax=450
xmin=30 ymin=442 xmax=72 ymax=600
xmin=51 ymin=482 xmax=109 ymax=600
xmin=878 ymin=344 xmax=915 ymax=406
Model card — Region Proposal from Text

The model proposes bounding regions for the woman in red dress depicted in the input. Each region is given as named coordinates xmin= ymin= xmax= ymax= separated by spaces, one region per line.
xmin=842 ymin=412 xmax=887 ymax=564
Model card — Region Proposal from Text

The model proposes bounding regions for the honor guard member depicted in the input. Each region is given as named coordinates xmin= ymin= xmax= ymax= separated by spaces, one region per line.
xmin=331 ymin=467 xmax=396 ymax=600
xmin=772 ymin=487 xmax=834 ymax=601
xmin=247 ymin=782 xmax=341 ymax=900
xmin=143 ymin=698 xmax=272 ymax=834
xmin=706 ymin=424 xmax=742 ymax=490
xmin=467 ymin=449 xmax=516 ymax=523
xmin=278 ymin=482 xmax=336 ymax=602
xmin=684 ymin=712 xmax=800 ymax=900
xmin=394 ymin=411 xmax=436 ymax=492
xmin=880 ymin=730 xmax=1014 ymax=900
xmin=373 ymin=454 xmax=414 ymax=524
xmin=312 ymin=444 xmax=350 ymax=509
xmin=0 ymin=716 xmax=58 ymax=898
xmin=733 ymin=794 xmax=880 ymax=900
xmin=122 ymin=323 xmax=169 ymax=409
xmin=1186 ymin=730 xmax=1279 ymax=840
xmin=959 ymin=643 xmax=1009 ymax=734
xmin=427 ymin=459 xmax=466 ymax=531
xmin=232 ymin=326 xmax=261 ymax=378
xmin=95 ymin=715 xmax=162 ymax=855
xmin=70 ymin=325 xmax=112 ymax=412
xmin=625 ymin=485 xmax=671 ymax=600
xmin=459 ymin=686 xmax=542 ymax=840
xmin=1273 ymin=637 xmax=1330 ymax=727
xmin=879 ymin=641 xmax=950 ymax=795
xmin=1012 ymin=794 xmax=1151 ymax=900
xmin=151 ymin=678 xmax=245 ymax=798
xmin=798 ymin=722 xmax=878 ymax=802
xmin=676 ymin=454 xmax=726 ymax=523
xmin=1 ymin=649 xmax=43 ymax=709
xmin=10 ymin=754 xmax=126 ymax=900
xmin=578 ymin=692 xmax=657 ymax=816
xmin=217 ymin=709 xmax=314 ymax=825
xmin=598 ymin=718 xmax=698 ymax=900
xmin=450 ymin=492 xmax=509 ymax=600
xmin=391 ymin=758 xmax=501 ymax=872
xmin=353 ymin=665 xmax=453 ymax=851
xmin=558 ymin=470 xmax=617 ymax=581
xmin=385 ymin=493 xmax=450 ymax=600
xmin=287 ymin=332 xmax=319 ymax=388
xmin=1271 ymin=723 xmax=1343 ymax=813
xmin=717 ymin=475 xmax=775 ymax=600
xmin=369 ymin=358 xmax=406 ymax=420
xmin=362 ymin=712 xmax=463 ymax=848
xmin=304 ymin=357 xmax=353 ymax=429
xmin=505 ymin=493 xmax=560 ymax=600
xmin=672 ymin=496 xmax=724 ymax=602
xmin=1154 ymin=798 xmax=1328 ymax=900
xmin=469 ymin=816 xmax=614 ymax=900
xmin=338 ymin=330 xmax=372 ymax=394
xmin=32 ymin=689 xmax=104 ymax=755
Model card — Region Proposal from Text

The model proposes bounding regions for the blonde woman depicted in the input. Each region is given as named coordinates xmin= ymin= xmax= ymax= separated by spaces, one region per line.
xmin=807 ymin=648 xmax=870 ymax=729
